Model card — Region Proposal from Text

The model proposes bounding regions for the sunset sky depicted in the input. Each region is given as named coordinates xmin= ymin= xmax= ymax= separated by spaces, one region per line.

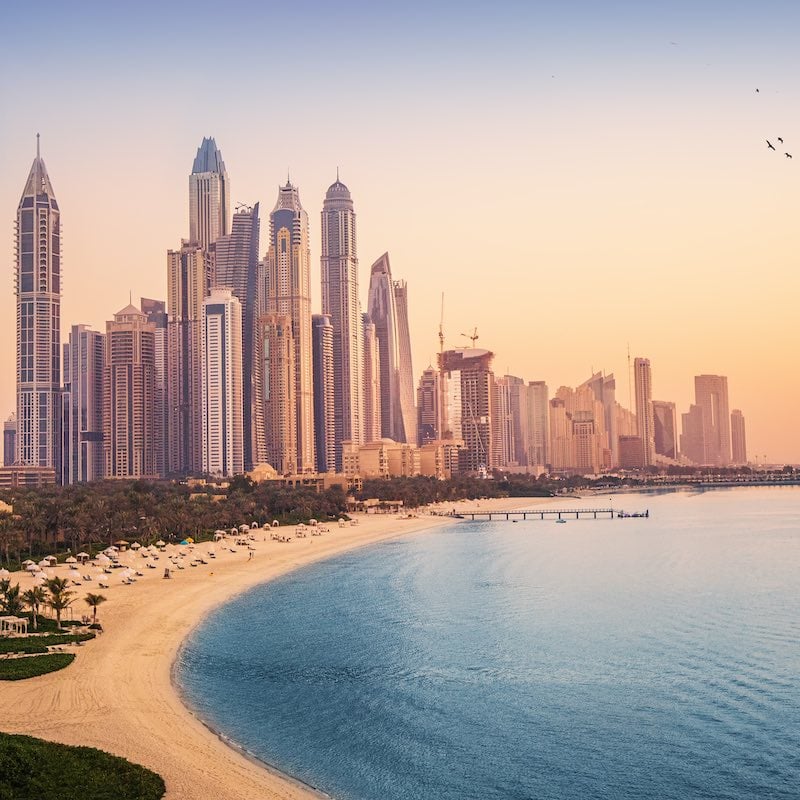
xmin=2 ymin=1 xmax=799 ymax=462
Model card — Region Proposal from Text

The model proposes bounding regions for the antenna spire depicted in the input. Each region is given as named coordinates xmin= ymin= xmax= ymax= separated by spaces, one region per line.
xmin=336 ymin=165 xmax=340 ymax=182
xmin=36 ymin=132 xmax=40 ymax=159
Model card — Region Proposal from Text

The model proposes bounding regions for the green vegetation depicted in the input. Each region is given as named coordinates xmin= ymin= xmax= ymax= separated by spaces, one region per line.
xmin=0 ymin=632 xmax=94 ymax=655
xmin=0 ymin=479 xmax=349 ymax=569
xmin=0 ymin=732 xmax=165 ymax=799
xmin=0 ymin=653 xmax=75 ymax=681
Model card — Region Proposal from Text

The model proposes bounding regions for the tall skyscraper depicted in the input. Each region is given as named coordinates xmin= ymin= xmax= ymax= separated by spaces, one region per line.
xmin=3 ymin=415 xmax=17 ymax=467
xmin=312 ymin=314 xmax=335 ymax=473
xmin=213 ymin=204 xmax=264 ymax=469
xmin=527 ymin=381 xmax=549 ymax=469
xmin=694 ymin=375 xmax=731 ymax=466
xmin=680 ymin=404 xmax=705 ymax=464
xmin=367 ymin=253 xmax=414 ymax=443
xmin=730 ymin=409 xmax=747 ymax=465
xmin=362 ymin=314 xmax=382 ymax=444
xmin=141 ymin=299 xmax=168 ymax=477
xmin=167 ymin=243 xmax=207 ymax=475
xmin=265 ymin=181 xmax=315 ymax=472
xmin=652 ymin=400 xmax=678 ymax=460
xmin=417 ymin=367 xmax=439 ymax=444
xmin=189 ymin=137 xmax=230 ymax=252
xmin=201 ymin=289 xmax=243 ymax=477
xmin=393 ymin=279 xmax=417 ymax=445
xmin=15 ymin=136 xmax=61 ymax=471
xmin=104 ymin=304 xmax=157 ymax=479
xmin=439 ymin=348 xmax=494 ymax=474
xmin=61 ymin=325 xmax=105 ymax=484
xmin=634 ymin=358 xmax=655 ymax=466
xmin=580 ymin=372 xmax=617 ymax=466
xmin=321 ymin=176 xmax=363 ymax=469
xmin=260 ymin=313 xmax=296 ymax=475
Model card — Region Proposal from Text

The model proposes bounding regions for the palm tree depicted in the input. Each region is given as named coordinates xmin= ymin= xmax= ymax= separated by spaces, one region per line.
xmin=84 ymin=593 xmax=107 ymax=625
xmin=1 ymin=582 xmax=23 ymax=616
xmin=21 ymin=586 xmax=47 ymax=630
xmin=45 ymin=576 xmax=75 ymax=629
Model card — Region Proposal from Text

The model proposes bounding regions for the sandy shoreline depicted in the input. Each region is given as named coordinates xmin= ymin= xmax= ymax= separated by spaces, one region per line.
xmin=0 ymin=496 xmax=548 ymax=799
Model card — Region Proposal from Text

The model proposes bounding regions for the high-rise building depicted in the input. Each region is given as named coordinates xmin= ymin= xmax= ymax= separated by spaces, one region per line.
xmin=362 ymin=314 xmax=382 ymax=443
xmin=104 ymin=304 xmax=157 ymax=479
xmin=580 ymin=372 xmax=618 ymax=466
xmin=312 ymin=314 xmax=335 ymax=473
xmin=167 ymin=243 xmax=207 ymax=475
xmin=439 ymin=348 xmax=494 ymax=474
xmin=492 ymin=377 xmax=514 ymax=468
xmin=260 ymin=313 xmax=296 ymax=475
xmin=320 ymin=176 xmax=363 ymax=469
xmin=526 ymin=381 xmax=549 ymax=469
xmin=3 ymin=415 xmax=17 ymax=467
xmin=731 ymin=409 xmax=747 ymax=465
xmin=393 ymin=279 xmax=416 ymax=445
xmin=618 ymin=435 xmax=645 ymax=469
xmin=61 ymin=325 xmax=105 ymax=484
xmin=367 ymin=253 xmax=409 ymax=443
xmin=680 ymin=404 xmax=705 ymax=464
xmin=548 ymin=397 xmax=572 ymax=472
xmin=15 ymin=136 xmax=61 ymax=471
xmin=506 ymin=376 xmax=529 ymax=467
xmin=201 ymin=289 xmax=243 ymax=477
xmin=213 ymin=204 xmax=263 ymax=469
xmin=140 ymin=298 xmax=168 ymax=477
xmin=694 ymin=375 xmax=731 ymax=466
xmin=189 ymin=137 xmax=229 ymax=252
xmin=652 ymin=400 xmax=678 ymax=460
xmin=417 ymin=367 xmax=439 ymax=444
xmin=634 ymin=358 xmax=655 ymax=466
xmin=264 ymin=181 xmax=315 ymax=472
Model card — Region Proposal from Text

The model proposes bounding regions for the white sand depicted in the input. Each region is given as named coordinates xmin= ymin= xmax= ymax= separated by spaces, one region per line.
xmin=0 ymin=497 xmax=549 ymax=799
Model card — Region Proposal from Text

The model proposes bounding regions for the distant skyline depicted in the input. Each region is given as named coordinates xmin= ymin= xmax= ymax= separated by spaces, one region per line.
xmin=2 ymin=1 xmax=799 ymax=462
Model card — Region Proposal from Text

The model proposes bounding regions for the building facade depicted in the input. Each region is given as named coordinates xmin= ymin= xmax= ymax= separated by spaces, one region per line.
xmin=362 ymin=314 xmax=382 ymax=443
xmin=634 ymin=358 xmax=655 ymax=467
xmin=3 ymin=415 xmax=17 ymax=467
xmin=103 ymin=304 xmax=157 ymax=479
xmin=260 ymin=313 xmax=296 ymax=475
xmin=312 ymin=314 xmax=335 ymax=473
xmin=320 ymin=176 xmax=363 ymax=469
xmin=15 ymin=138 xmax=61 ymax=471
xmin=694 ymin=374 xmax=731 ymax=466
xmin=140 ymin=298 xmax=168 ymax=477
xmin=61 ymin=325 xmax=105 ymax=484
xmin=189 ymin=137 xmax=229 ymax=252
xmin=393 ymin=279 xmax=416 ymax=445
xmin=264 ymin=182 xmax=315 ymax=472
xmin=730 ymin=409 xmax=747 ymax=465
xmin=652 ymin=400 xmax=678 ymax=461
xmin=201 ymin=289 xmax=243 ymax=477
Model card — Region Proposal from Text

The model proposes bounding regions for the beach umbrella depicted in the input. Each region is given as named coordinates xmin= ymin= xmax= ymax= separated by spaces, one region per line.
xmin=38 ymin=559 xmax=49 ymax=568
xmin=186 ymin=537 xmax=194 ymax=544
xmin=130 ymin=542 xmax=142 ymax=550
xmin=156 ymin=540 xmax=166 ymax=547
xmin=180 ymin=540 xmax=189 ymax=545
xmin=65 ymin=556 xmax=78 ymax=564
xmin=26 ymin=563 xmax=38 ymax=572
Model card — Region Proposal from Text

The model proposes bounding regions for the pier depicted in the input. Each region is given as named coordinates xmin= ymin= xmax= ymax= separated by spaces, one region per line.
xmin=452 ymin=507 xmax=618 ymax=521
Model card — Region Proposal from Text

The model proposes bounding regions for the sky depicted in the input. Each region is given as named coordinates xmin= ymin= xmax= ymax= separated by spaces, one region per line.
xmin=2 ymin=0 xmax=799 ymax=463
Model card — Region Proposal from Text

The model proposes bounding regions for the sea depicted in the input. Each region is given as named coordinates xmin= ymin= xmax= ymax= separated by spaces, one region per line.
xmin=177 ymin=487 xmax=800 ymax=800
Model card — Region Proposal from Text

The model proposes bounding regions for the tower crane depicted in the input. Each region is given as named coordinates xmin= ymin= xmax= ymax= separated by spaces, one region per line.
xmin=461 ymin=328 xmax=479 ymax=347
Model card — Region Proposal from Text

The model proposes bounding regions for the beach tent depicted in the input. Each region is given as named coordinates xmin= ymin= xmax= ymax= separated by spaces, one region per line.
xmin=272 ymin=520 xmax=280 ymax=528
xmin=38 ymin=559 xmax=50 ymax=568
xmin=44 ymin=556 xmax=58 ymax=566
xmin=213 ymin=531 xmax=226 ymax=541
xmin=155 ymin=540 xmax=166 ymax=547
xmin=26 ymin=563 xmax=38 ymax=572
xmin=180 ymin=540 xmax=189 ymax=545
xmin=65 ymin=556 xmax=78 ymax=564
xmin=76 ymin=552 xmax=90 ymax=564
xmin=130 ymin=542 xmax=142 ymax=550
xmin=251 ymin=521 xmax=259 ymax=529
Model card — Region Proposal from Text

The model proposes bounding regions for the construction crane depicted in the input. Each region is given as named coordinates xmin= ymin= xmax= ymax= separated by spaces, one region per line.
xmin=461 ymin=327 xmax=479 ymax=347
xmin=438 ymin=293 xmax=445 ymax=356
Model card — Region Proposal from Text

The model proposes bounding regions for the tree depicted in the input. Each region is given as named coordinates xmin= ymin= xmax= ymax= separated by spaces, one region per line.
xmin=45 ymin=576 xmax=75 ymax=629
xmin=21 ymin=586 xmax=47 ymax=630
xmin=1 ymin=582 xmax=23 ymax=616
xmin=84 ymin=593 xmax=107 ymax=625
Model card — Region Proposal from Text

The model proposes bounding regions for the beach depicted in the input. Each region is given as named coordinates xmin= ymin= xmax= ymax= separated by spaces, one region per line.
xmin=0 ymin=497 xmax=545 ymax=799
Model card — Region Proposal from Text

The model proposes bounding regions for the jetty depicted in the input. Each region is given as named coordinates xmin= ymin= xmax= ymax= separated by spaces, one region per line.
xmin=452 ymin=507 xmax=619 ymax=521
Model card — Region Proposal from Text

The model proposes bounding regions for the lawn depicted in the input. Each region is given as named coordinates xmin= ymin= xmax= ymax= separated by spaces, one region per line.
xmin=0 ymin=653 xmax=75 ymax=680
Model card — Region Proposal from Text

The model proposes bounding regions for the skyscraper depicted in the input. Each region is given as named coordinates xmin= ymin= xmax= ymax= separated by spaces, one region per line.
xmin=167 ymin=243 xmax=207 ymax=475
xmin=201 ymin=289 xmax=243 ymax=477
xmin=634 ymin=358 xmax=655 ymax=466
xmin=694 ymin=374 xmax=731 ymax=466
xmin=492 ymin=376 xmax=514 ymax=468
xmin=265 ymin=181 xmax=315 ymax=472
xmin=652 ymin=400 xmax=678 ymax=460
xmin=527 ymin=381 xmax=549 ymax=469
xmin=213 ymin=204 xmax=264 ymax=469
xmin=312 ymin=314 xmax=335 ymax=473
xmin=580 ymin=372 xmax=618 ymax=466
xmin=3 ymin=415 xmax=16 ymax=467
xmin=367 ymin=253 xmax=411 ymax=443
xmin=362 ymin=314 xmax=382 ymax=444
xmin=680 ymin=404 xmax=705 ymax=464
xmin=61 ymin=325 xmax=105 ymax=484
xmin=189 ymin=137 xmax=229 ymax=252
xmin=104 ymin=304 xmax=157 ymax=479
xmin=393 ymin=279 xmax=417 ymax=446
xmin=260 ymin=313 xmax=296 ymax=475
xmin=731 ymin=409 xmax=747 ymax=465
xmin=321 ymin=176 xmax=363 ymax=469
xmin=15 ymin=136 xmax=61 ymax=471
xmin=141 ymin=298 xmax=168 ymax=477
xmin=417 ymin=367 xmax=439 ymax=444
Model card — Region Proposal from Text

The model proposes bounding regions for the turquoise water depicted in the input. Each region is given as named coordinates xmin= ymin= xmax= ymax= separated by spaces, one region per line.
xmin=178 ymin=488 xmax=800 ymax=799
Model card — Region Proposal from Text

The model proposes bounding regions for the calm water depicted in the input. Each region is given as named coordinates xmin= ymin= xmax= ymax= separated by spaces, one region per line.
xmin=178 ymin=488 xmax=800 ymax=799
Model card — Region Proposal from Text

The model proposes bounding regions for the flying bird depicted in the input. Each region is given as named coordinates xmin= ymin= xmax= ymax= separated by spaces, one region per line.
xmin=785 ymin=153 xmax=792 ymax=159
xmin=756 ymin=88 xmax=760 ymax=92
xmin=778 ymin=137 xmax=784 ymax=143
xmin=766 ymin=140 xmax=776 ymax=150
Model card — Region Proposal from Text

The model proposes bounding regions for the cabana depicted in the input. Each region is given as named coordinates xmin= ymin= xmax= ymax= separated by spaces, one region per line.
xmin=76 ymin=552 xmax=91 ymax=564
xmin=0 ymin=616 xmax=28 ymax=635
